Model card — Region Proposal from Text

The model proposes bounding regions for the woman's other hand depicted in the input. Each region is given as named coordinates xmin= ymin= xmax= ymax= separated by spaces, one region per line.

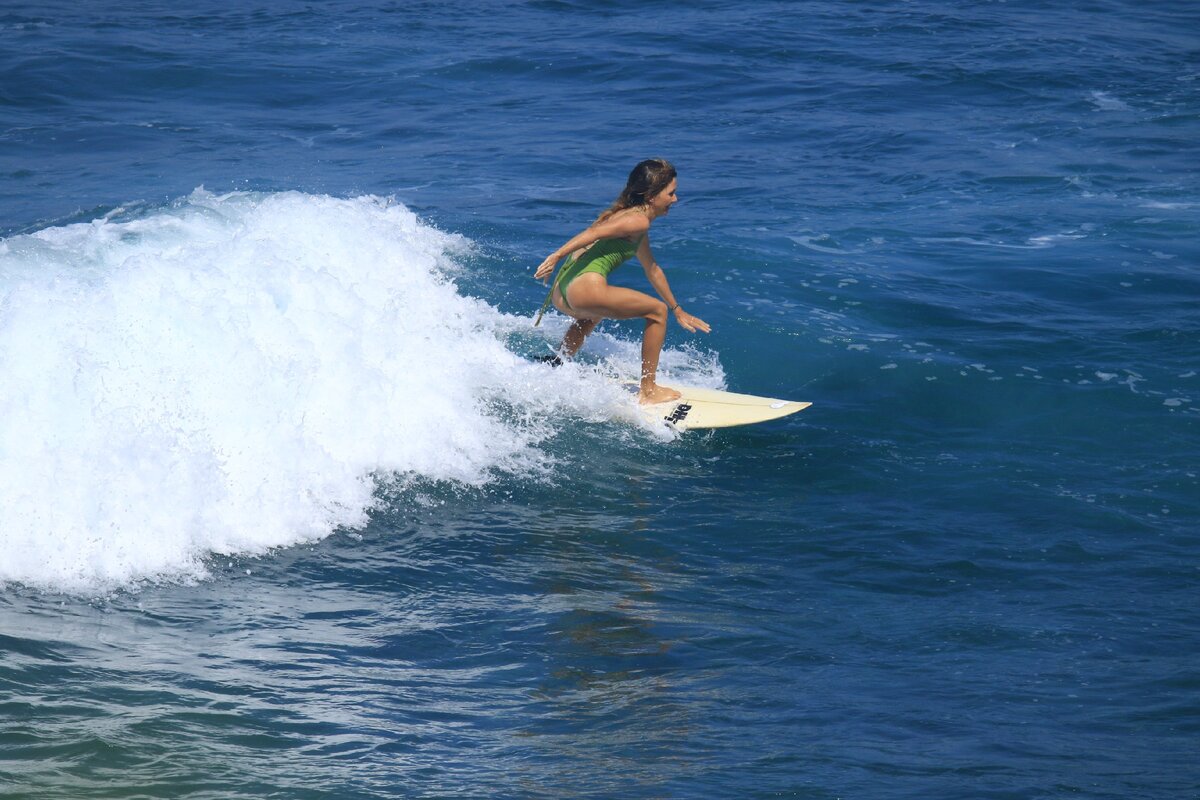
xmin=534 ymin=254 xmax=560 ymax=283
xmin=674 ymin=307 xmax=710 ymax=334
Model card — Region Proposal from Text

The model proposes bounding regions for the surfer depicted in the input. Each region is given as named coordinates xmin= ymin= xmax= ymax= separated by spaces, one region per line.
xmin=534 ymin=158 xmax=710 ymax=405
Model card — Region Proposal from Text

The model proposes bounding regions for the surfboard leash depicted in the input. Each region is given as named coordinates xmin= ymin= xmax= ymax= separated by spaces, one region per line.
xmin=533 ymin=269 xmax=563 ymax=327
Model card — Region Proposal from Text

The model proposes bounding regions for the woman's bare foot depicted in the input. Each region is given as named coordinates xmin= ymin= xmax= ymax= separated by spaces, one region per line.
xmin=639 ymin=383 xmax=681 ymax=405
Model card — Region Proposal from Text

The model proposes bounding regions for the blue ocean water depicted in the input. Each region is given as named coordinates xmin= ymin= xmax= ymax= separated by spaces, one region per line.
xmin=2 ymin=0 xmax=1198 ymax=797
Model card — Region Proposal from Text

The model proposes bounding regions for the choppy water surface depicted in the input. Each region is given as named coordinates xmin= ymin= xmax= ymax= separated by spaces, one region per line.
xmin=2 ymin=1 xmax=1198 ymax=797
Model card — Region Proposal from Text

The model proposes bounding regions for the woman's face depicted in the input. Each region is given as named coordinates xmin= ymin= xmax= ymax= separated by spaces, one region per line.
xmin=648 ymin=178 xmax=678 ymax=216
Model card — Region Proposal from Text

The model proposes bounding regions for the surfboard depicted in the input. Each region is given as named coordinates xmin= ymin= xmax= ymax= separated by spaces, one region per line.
xmin=632 ymin=384 xmax=812 ymax=431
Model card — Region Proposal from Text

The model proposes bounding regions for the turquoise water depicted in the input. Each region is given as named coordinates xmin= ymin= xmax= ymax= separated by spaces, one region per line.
xmin=2 ymin=2 xmax=1198 ymax=797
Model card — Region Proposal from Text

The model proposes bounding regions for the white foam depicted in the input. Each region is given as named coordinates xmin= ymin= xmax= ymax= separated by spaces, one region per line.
xmin=788 ymin=234 xmax=856 ymax=255
xmin=0 ymin=190 xmax=717 ymax=594
xmin=915 ymin=236 xmax=1041 ymax=250
xmin=1089 ymin=91 xmax=1131 ymax=112
xmin=1026 ymin=230 xmax=1088 ymax=247
xmin=1141 ymin=201 xmax=1195 ymax=210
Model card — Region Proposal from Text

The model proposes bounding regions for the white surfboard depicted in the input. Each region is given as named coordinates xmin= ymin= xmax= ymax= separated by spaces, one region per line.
xmin=633 ymin=384 xmax=812 ymax=431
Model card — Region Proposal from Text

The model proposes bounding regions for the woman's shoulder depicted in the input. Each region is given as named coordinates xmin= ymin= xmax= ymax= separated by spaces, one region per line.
xmin=608 ymin=208 xmax=651 ymax=237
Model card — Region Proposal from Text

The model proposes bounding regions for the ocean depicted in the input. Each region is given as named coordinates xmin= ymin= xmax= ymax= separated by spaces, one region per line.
xmin=1 ymin=1 xmax=1197 ymax=797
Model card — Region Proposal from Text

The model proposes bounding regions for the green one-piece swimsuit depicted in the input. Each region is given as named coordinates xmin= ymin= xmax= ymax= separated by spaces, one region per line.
xmin=535 ymin=235 xmax=643 ymax=323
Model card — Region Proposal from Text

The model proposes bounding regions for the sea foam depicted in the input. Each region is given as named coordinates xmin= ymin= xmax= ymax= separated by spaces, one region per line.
xmin=0 ymin=190 xmax=671 ymax=593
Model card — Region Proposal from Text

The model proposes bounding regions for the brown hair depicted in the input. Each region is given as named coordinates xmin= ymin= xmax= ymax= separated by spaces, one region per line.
xmin=595 ymin=158 xmax=676 ymax=224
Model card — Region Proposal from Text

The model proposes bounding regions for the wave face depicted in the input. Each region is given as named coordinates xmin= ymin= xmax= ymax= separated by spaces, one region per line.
xmin=0 ymin=190 xmax=618 ymax=592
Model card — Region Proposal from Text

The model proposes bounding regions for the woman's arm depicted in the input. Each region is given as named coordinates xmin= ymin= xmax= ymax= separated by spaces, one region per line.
xmin=637 ymin=238 xmax=712 ymax=334
xmin=533 ymin=213 xmax=650 ymax=282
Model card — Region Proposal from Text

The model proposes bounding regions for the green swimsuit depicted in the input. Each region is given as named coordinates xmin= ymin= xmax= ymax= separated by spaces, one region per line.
xmin=535 ymin=236 xmax=642 ymax=324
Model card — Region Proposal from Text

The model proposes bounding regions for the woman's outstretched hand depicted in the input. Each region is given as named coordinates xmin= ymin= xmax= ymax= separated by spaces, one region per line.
xmin=674 ymin=307 xmax=711 ymax=334
xmin=534 ymin=254 xmax=560 ymax=284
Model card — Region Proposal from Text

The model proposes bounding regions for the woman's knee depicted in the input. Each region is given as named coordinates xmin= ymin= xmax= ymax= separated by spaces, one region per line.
xmin=646 ymin=300 xmax=668 ymax=324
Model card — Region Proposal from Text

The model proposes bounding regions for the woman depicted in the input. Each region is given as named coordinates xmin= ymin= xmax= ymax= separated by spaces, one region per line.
xmin=533 ymin=158 xmax=710 ymax=405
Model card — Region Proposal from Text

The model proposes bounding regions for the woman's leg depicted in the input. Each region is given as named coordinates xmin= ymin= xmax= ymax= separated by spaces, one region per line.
xmin=561 ymin=318 xmax=599 ymax=357
xmin=556 ymin=276 xmax=680 ymax=404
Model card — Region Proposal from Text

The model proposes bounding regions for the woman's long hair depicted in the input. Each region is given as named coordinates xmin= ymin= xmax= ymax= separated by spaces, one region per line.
xmin=595 ymin=159 xmax=676 ymax=224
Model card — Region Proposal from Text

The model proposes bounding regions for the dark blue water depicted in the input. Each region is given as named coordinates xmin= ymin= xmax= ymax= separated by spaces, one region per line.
xmin=2 ymin=2 xmax=1198 ymax=797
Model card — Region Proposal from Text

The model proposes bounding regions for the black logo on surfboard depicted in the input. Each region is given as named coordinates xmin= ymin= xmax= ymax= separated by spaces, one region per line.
xmin=665 ymin=403 xmax=692 ymax=424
